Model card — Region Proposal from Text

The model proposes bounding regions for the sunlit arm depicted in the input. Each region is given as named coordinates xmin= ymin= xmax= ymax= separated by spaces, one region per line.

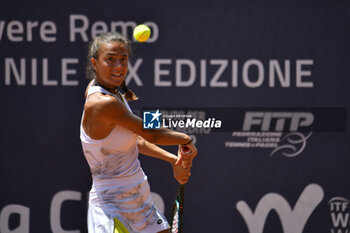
xmin=137 ymin=136 xmax=178 ymax=165
xmin=137 ymin=136 xmax=191 ymax=184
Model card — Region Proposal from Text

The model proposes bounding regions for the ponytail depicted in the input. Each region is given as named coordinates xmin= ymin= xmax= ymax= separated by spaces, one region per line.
xmin=121 ymin=81 xmax=139 ymax=101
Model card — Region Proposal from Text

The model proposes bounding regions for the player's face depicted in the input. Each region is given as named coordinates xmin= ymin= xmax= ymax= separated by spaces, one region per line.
xmin=92 ymin=41 xmax=129 ymax=89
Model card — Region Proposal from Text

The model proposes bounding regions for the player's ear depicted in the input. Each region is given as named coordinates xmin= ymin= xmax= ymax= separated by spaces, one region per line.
xmin=91 ymin=58 xmax=97 ymax=71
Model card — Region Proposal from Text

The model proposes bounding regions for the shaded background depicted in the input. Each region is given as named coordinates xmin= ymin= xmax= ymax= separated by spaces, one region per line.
xmin=1 ymin=0 xmax=349 ymax=232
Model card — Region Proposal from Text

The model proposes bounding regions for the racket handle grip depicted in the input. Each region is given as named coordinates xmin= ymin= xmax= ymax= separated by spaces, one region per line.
xmin=181 ymin=146 xmax=191 ymax=153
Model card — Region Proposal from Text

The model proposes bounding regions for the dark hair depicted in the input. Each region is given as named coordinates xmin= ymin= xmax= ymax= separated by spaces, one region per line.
xmin=86 ymin=32 xmax=138 ymax=101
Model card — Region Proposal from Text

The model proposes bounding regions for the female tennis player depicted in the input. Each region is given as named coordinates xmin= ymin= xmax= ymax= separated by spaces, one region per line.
xmin=80 ymin=32 xmax=197 ymax=233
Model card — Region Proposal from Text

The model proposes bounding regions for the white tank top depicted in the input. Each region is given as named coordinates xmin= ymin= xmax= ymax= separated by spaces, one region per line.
xmin=80 ymin=84 xmax=141 ymax=181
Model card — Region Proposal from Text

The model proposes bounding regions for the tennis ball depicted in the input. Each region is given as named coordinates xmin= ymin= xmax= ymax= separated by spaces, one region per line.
xmin=133 ymin=24 xmax=151 ymax=42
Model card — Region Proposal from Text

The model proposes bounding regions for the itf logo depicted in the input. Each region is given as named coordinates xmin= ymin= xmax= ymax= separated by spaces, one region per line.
xmin=143 ymin=110 xmax=162 ymax=129
xmin=329 ymin=197 xmax=350 ymax=233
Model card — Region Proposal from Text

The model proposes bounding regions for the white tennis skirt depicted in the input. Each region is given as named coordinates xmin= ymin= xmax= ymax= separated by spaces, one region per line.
xmin=88 ymin=170 xmax=169 ymax=233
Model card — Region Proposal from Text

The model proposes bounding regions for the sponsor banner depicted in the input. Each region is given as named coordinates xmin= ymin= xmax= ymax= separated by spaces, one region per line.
xmin=141 ymin=107 xmax=347 ymax=133
xmin=141 ymin=107 xmax=347 ymax=158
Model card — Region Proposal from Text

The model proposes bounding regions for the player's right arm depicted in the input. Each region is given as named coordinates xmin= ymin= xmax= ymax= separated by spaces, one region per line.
xmin=84 ymin=93 xmax=196 ymax=150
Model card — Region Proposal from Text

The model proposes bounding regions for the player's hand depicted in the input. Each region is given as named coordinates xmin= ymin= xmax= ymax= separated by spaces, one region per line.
xmin=172 ymin=163 xmax=191 ymax=185
xmin=176 ymin=142 xmax=197 ymax=169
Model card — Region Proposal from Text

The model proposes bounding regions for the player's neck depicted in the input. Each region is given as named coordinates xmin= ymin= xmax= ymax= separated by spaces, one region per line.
xmin=93 ymin=79 xmax=124 ymax=103
xmin=93 ymin=79 xmax=118 ymax=95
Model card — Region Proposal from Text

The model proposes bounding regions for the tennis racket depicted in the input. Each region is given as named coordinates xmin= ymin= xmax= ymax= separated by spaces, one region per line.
xmin=171 ymin=146 xmax=190 ymax=233
xmin=171 ymin=184 xmax=185 ymax=233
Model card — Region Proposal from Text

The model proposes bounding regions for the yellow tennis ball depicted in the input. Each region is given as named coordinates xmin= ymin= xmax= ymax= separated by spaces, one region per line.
xmin=133 ymin=24 xmax=151 ymax=42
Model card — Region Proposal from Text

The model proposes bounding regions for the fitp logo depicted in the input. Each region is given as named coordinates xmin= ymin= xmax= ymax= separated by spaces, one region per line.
xmin=143 ymin=109 xmax=162 ymax=129
xmin=226 ymin=111 xmax=314 ymax=157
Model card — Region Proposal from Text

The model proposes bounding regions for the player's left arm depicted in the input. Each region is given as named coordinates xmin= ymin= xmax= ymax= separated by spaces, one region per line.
xmin=137 ymin=136 xmax=179 ymax=165
xmin=137 ymin=136 xmax=191 ymax=184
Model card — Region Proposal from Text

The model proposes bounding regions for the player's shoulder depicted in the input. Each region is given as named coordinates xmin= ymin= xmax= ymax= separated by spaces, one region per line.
xmin=85 ymin=92 xmax=122 ymax=113
xmin=88 ymin=92 xmax=116 ymax=103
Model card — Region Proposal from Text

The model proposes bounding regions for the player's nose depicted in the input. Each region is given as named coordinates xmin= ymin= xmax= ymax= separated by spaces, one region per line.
xmin=113 ymin=59 xmax=123 ymax=69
